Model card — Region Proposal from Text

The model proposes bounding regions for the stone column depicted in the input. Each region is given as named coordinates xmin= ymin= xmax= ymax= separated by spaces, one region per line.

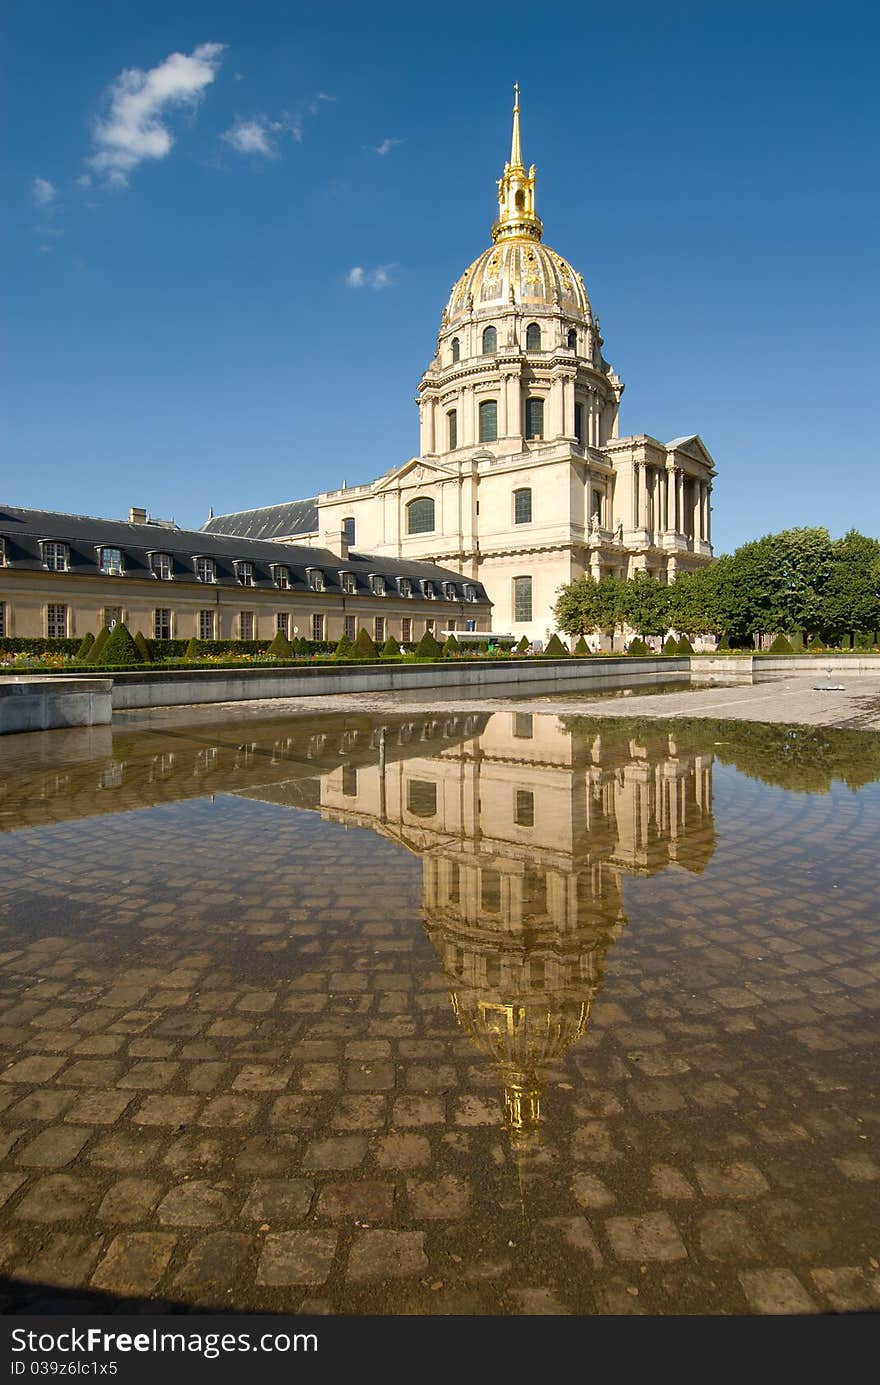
xmin=424 ymin=400 xmax=435 ymax=454
xmin=639 ymin=463 xmax=648 ymax=532
xmin=666 ymin=468 xmax=676 ymax=533
xmin=507 ymin=373 xmax=521 ymax=443
xmin=632 ymin=463 xmax=639 ymax=528
xmin=460 ymin=386 xmax=472 ymax=447
xmin=677 ymin=471 xmax=686 ymax=536
xmin=550 ymin=377 xmax=565 ymax=438
xmin=498 ymin=375 xmax=508 ymax=439
xmin=706 ymin=485 xmax=712 ymax=544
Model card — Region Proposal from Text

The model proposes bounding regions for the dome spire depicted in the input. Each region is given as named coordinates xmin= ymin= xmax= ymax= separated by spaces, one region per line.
xmin=510 ymin=81 xmax=523 ymax=167
xmin=492 ymin=85 xmax=543 ymax=244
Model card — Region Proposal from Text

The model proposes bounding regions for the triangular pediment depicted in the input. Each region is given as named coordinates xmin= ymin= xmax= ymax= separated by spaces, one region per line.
xmin=666 ymin=434 xmax=716 ymax=469
xmin=373 ymin=455 xmax=459 ymax=493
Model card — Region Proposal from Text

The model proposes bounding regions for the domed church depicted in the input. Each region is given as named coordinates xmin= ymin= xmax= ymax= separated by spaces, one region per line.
xmin=205 ymin=89 xmax=717 ymax=645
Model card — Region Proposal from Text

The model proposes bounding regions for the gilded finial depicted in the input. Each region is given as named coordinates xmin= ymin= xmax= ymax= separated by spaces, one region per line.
xmin=511 ymin=82 xmax=522 ymax=168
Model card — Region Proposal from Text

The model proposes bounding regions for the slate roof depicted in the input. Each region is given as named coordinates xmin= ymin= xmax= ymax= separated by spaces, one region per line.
xmin=0 ymin=505 xmax=490 ymax=603
xmin=201 ymin=498 xmax=319 ymax=541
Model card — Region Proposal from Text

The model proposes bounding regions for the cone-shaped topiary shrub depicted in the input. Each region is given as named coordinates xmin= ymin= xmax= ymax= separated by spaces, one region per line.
xmin=573 ymin=636 xmax=590 ymax=656
xmin=267 ymin=629 xmax=293 ymax=658
xmin=677 ymin=634 xmax=695 ymax=654
xmin=86 ymin=625 xmax=111 ymax=663
xmin=516 ymin=635 xmax=530 ymax=653
xmin=806 ymin=635 xmax=825 ymax=653
xmin=627 ymin=637 xmax=649 ymax=655
xmin=94 ymin=622 xmax=143 ymax=666
xmin=184 ymin=637 xmax=202 ymax=661
xmin=353 ymin=628 xmax=379 ymax=659
xmin=662 ymin=635 xmax=679 ymax=655
xmin=442 ymin=633 xmax=460 ymax=656
xmin=718 ymin=634 xmax=730 ymax=650
xmin=133 ymin=631 xmax=151 ymax=662
xmin=768 ymin=633 xmax=794 ymax=654
xmin=381 ymin=635 xmax=401 ymax=658
xmin=541 ymin=633 xmax=570 ymax=658
xmin=75 ymin=632 xmax=94 ymax=661
xmin=335 ymin=634 xmax=354 ymax=658
xmin=414 ymin=630 xmax=443 ymax=659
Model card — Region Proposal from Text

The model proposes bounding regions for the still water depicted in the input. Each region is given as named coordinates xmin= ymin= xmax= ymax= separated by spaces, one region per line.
xmin=0 ymin=708 xmax=877 ymax=1314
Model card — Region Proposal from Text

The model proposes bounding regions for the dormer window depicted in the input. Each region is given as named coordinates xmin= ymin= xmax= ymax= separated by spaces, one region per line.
xmin=195 ymin=556 xmax=215 ymax=583
xmin=0 ymin=538 xmax=7 ymax=566
xmin=340 ymin=571 xmax=356 ymax=595
xmin=98 ymin=546 xmax=124 ymax=576
xmin=443 ymin=582 xmax=457 ymax=601
xmin=235 ymin=561 xmax=254 ymax=587
xmin=273 ymin=564 xmax=290 ymax=589
xmin=399 ymin=578 xmax=412 ymax=599
xmin=465 ymin=584 xmax=478 ymax=603
xmin=150 ymin=552 xmax=172 ymax=580
xmin=42 ymin=541 xmax=68 ymax=572
xmin=371 ymin=575 xmax=386 ymax=597
xmin=423 ymin=581 xmax=436 ymax=601
xmin=307 ymin=568 xmax=325 ymax=592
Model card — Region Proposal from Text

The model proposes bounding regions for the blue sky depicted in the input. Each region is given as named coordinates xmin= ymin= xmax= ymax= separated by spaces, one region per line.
xmin=3 ymin=0 xmax=878 ymax=553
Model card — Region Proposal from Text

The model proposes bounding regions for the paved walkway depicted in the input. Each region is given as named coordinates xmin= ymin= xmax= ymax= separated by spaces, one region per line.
xmin=118 ymin=676 xmax=880 ymax=734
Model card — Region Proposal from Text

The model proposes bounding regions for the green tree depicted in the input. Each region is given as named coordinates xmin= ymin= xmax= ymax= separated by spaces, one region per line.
xmin=819 ymin=530 xmax=880 ymax=644
xmin=554 ymin=574 xmax=623 ymax=638
xmin=669 ymin=565 xmax=724 ymax=636
xmin=618 ymin=572 xmax=671 ymax=637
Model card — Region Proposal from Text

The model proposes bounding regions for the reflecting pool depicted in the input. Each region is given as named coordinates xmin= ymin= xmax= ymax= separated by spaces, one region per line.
xmin=0 ymin=709 xmax=878 ymax=1314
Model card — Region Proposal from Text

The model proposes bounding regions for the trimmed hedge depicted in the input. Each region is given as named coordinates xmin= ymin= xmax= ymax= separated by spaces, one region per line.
xmin=94 ymin=622 xmax=143 ymax=666
xmin=75 ymin=632 xmax=95 ymax=661
xmin=267 ymin=629 xmax=294 ymax=658
xmin=353 ymin=628 xmax=379 ymax=658
xmin=662 ymin=636 xmax=679 ymax=655
xmin=627 ymin=637 xmax=649 ymax=655
xmin=0 ymin=636 xmax=80 ymax=656
xmin=414 ymin=630 xmax=443 ymax=659
xmin=573 ymin=636 xmax=590 ymax=656
xmin=541 ymin=633 xmax=569 ymax=658
xmin=381 ymin=635 xmax=402 ymax=658
xmin=86 ymin=626 xmax=111 ymax=663
xmin=767 ymin=633 xmax=794 ymax=654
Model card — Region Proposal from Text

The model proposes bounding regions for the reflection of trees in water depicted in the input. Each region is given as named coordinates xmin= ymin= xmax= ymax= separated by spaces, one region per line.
xmin=562 ymin=716 xmax=880 ymax=794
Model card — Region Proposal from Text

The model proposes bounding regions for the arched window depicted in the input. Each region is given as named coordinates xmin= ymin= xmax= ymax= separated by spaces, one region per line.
xmin=447 ymin=409 xmax=458 ymax=450
xmin=407 ymin=497 xmax=435 ymax=535
xmin=567 ymin=327 xmax=577 ymax=350
xmin=525 ymin=323 xmax=541 ymax=351
xmin=478 ymin=399 xmax=498 ymax=443
xmin=481 ymin=325 xmax=497 ymax=354
xmin=525 ymin=397 xmax=544 ymax=440
xmin=342 ymin=516 xmax=356 ymax=545
xmin=451 ymin=337 xmax=460 ymax=363
xmin=514 ymin=488 xmax=532 ymax=525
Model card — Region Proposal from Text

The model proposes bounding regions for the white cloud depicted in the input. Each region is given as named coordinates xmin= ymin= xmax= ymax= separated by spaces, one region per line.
xmin=374 ymin=137 xmax=401 ymax=156
xmin=32 ymin=177 xmax=56 ymax=207
xmin=346 ymin=264 xmax=395 ymax=290
xmin=88 ymin=41 xmax=224 ymax=185
xmin=222 ymin=116 xmax=282 ymax=157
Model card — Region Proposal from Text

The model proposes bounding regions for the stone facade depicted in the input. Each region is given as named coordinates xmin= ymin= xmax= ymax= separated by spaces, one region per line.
xmin=207 ymin=89 xmax=717 ymax=645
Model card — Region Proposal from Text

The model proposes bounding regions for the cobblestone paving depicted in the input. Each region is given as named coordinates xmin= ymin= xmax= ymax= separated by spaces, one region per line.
xmin=0 ymin=713 xmax=877 ymax=1315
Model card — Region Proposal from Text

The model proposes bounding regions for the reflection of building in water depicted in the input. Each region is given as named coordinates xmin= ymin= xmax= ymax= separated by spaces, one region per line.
xmin=320 ymin=712 xmax=716 ymax=1137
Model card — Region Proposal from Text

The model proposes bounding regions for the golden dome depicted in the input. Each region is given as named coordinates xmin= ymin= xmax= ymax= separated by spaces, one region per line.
xmin=445 ymin=239 xmax=591 ymax=323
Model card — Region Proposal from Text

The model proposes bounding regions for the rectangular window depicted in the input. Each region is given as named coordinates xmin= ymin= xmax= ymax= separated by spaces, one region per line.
xmin=151 ymin=552 xmax=172 ymax=580
xmin=103 ymin=606 xmax=123 ymax=630
xmin=43 ymin=542 xmax=68 ymax=572
xmin=196 ymin=557 xmax=215 ymax=583
xmin=311 ymin=613 xmax=324 ymax=642
xmin=0 ymin=602 xmax=6 ymax=637
xmin=343 ymin=517 xmax=356 ymax=545
xmin=515 ymin=789 xmax=535 ymax=827
xmin=341 ymin=572 xmax=356 ymax=594
xmin=239 ymin=611 xmax=254 ymax=640
xmin=401 ymin=616 xmax=412 ymax=643
xmin=447 ymin=618 xmax=456 ymax=632
xmin=100 ymin=546 xmax=124 ymax=575
xmin=199 ymin=609 xmax=215 ymax=641
xmin=465 ymin=584 xmax=478 ymax=603
xmin=480 ymin=870 xmax=501 ymax=914
xmin=514 ymin=488 xmax=532 ymax=524
xmin=372 ymin=575 xmax=385 ymax=596
xmin=342 ymin=765 xmax=358 ymax=797
xmin=154 ymin=608 xmax=172 ymax=640
xmin=276 ymin=611 xmax=290 ymax=637
xmin=525 ymin=397 xmax=544 ymax=440
xmin=447 ymin=410 xmax=458 ymax=450
xmin=513 ymin=576 xmax=532 ymax=623
xmin=236 ymin=561 xmax=254 ymax=587
xmin=425 ymin=618 xmax=435 ymax=635
xmin=274 ymin=566 xmax=289 ymax=589
xmin=465 ymin=618 xmax=476 ymax=631
xmin=478 ymin=398 xmax=498 ymax=443
xmin=513 ymin=712 xmax=534 ymax=739
xmin=399 ymin=578 xmax=412 ymax=598
xmin=308 ymin=569 xmax=324 ymax=591
xmin=374 ymin=616 xmax=385 ymax=644
xmin=574 ymin=401 xmax=585 ymax=445
xmin=0 ymin=538 xmax=5 ymax=566
xmin=344 ymin=615 xmax=356 ymax=641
